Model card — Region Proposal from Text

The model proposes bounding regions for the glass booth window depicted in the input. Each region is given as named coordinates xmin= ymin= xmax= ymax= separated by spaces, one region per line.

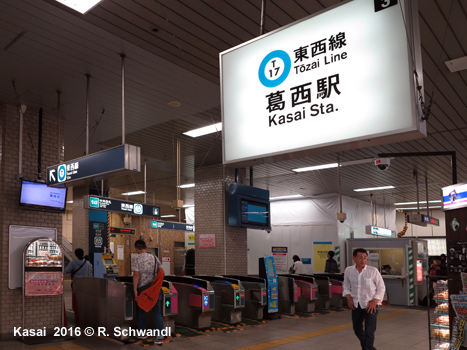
xmin=352 ymin=248 xmax=404 ymax=276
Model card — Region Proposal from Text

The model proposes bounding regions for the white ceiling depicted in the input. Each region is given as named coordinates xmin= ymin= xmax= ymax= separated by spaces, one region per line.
xmin=0 ymin=0 xmax=466 ymax=216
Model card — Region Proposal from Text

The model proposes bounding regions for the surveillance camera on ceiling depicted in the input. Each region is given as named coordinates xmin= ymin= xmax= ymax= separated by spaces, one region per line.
xmin=374 ymin=158 xmax=390 ymax=171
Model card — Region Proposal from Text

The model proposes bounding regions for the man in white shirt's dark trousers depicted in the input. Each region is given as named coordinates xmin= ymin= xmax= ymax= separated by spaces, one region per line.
xmin=343 ymin=248 xmax=386 ymax=350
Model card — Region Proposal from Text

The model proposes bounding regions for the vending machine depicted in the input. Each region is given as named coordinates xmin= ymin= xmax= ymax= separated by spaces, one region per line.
xmin=259 ymin=256 xmax=279 ymax=315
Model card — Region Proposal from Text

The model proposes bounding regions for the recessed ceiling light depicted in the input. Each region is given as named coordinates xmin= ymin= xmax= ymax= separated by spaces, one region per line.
xmin=270 ymin=194 xmax=304 ymax=200
xmin=55 ymin=0 xmax=104 ymax=14
xmin=353 ymin=186 xmax=395 ymax=192
xmin=168 ymin=101 xmax=181 ymax=107
xmin=183 ymin=122 xmax=222 ymax=138
xmin=121 ymin=190 xmax=146 ymax=196
xmin=445 ymin=55 xmax=467 ymax=73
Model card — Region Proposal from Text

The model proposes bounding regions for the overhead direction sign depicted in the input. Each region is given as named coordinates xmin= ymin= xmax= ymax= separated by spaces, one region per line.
xmin=85 ymin=196 xmax=160 ymax=218
xmin=220 ymin=0 xmax=425 ymax=165
xmin=47 ymin=144 xmax=140 ymax=186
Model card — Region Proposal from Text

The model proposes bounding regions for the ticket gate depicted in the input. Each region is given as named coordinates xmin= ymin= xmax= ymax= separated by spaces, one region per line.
xmin=300 ymin=274 xmax=332 ymax=310
xmin=259 ymin=257 xmax=279 ymax=317
xmin=316 ymin=273 xmax=346 ymax=308
xmin=223 ymin=275 xmax=268 ymax=320
xmin=277 ymin=276 xmax=299 ymax=315
xmin=163 ymin=276 xmax=215 ymax=329
xmin=74 ymin=277 xmax=133 ymax=338
xmin=279 ymin=274 xmax=318 ymax=312
xmin=193 ymin=276 xmax=245 ymax=324
xmin=113 ymin=276 xmax=179 ymax=338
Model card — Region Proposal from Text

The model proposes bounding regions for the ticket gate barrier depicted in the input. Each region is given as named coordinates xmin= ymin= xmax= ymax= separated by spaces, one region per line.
xmin=163 ymin=276 xmax=215 ymax=330
xmin=279 ymin=274 xmax=318 ymax=313
xmin=315 ymin=273 xmax=346 ymax=308
xmin=193 ymin=276 xmax=245 ymax=324
xmin=276 ymin=276 xmax=299 ymax=315
xmin=74 ymin=277 xmax=132 ymax=338
xmin=223 ymin=275 xmax=268 ymax=320
xmin=300 ymin=274 xmax=332 ymax=310
xmin=113 ymin=276 xmax=179 ymax=337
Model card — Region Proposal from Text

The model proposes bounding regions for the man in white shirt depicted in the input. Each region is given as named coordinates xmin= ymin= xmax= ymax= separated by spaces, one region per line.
xmin=343 ymin=248 xmax=386 ymax=350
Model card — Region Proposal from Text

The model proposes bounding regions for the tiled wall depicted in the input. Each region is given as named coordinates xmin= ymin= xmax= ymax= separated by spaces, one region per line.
xmin=0 ymin=104 xmax=64 ymax=339
xmin=194 ymin=165 xmax=247 ymax=275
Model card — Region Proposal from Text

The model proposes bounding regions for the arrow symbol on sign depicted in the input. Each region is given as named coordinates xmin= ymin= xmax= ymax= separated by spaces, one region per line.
xmin=166 ymin=300 xmax=170 ymax=307
xmin=49 ymin=169 xmax=56 ymax=182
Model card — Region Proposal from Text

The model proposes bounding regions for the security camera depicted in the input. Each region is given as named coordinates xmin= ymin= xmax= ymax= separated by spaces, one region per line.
xmin=374 ymin=158 xmax=390 ymax=171
xmin=337 ymin=212 xmax=346 ymax=223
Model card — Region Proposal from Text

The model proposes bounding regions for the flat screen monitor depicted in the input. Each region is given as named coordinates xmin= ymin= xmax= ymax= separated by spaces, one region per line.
xmin=104 ymin=259 xmax=114 ymax=265
xmin=241 ymin=199 xmax=269 ymax=226
xmin=19 ymin=180 xmax=67 ymax=212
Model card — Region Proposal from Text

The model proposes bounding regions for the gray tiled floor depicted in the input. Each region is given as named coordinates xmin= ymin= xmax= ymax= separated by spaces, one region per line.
xmin=1 ymin=282 xmax=430 ymax=350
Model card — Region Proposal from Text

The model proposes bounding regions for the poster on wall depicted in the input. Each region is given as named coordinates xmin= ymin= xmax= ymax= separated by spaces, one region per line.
xmin=117 ymin=245 xmax=124 ymax=260
xmin=272 ymin=247 xmax=288 ymax=273
xmin=314 ymin=242 xmax=332 ymax=272
xmin=199 ymin=234 xmax=216 ymax=248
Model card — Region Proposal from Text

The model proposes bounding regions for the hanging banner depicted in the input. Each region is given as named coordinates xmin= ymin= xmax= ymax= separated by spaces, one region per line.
xmin=314 ymin=242 xmax=332 ymax=272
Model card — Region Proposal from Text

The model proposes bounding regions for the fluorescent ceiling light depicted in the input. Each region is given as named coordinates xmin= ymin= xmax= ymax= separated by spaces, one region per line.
xmin=292 ymin=158 xmax=375 ymax=173
xmin=270 ymin=194 xmax=304 ymax=200
xmin=353 ymin=186 xmax=395 ymax=192
xmin=160 ymin=215 xmax=176 ymax=218
xmin=293 ymin=163 xmax=338 ymax=172
xmin=121 ymin=191 xmax=146 ymax=196
xmin=396 ymin=206 xmax=442 ymax=210
xmin=179 ymin=183 xmax=195 ymax=188
xmin=66 ymin=200 xmax=73 ymax=204
xmin=184 ymin=122 xmax=222 ymax=138
xmin=445 ymin=56 xmax=467 ymax=73
xmin=55 ymin=0 xmax=103 ymax=14
xmin=183 ymin=204 xmax=195 ymax=208
xmin=394 ymin=200 xmax=441 ymax=205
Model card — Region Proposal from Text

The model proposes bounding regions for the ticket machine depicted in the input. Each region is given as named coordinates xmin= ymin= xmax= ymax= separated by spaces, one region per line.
xmin=259 ymin=257 xmax=279 ymax=316
xmin=279 ymin=274 xmax=318 ymax=313
xmin=163 ymin=276 xmax=215 ymax=329
xmin=94 ymin=252 xmax=119 ymax=279
xmin=193 ymin=276 xmax=245 ymax=324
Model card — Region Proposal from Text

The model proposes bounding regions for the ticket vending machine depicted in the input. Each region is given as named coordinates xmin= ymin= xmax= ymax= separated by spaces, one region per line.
xmin=94 ymin=252 xmax=119 ymax=279
xmin=259 ymin=257 xmax=279 ymax=316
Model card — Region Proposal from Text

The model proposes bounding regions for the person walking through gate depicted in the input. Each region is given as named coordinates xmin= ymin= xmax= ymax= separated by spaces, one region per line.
xmin=343 ymin=248 xmax=385 ymax=350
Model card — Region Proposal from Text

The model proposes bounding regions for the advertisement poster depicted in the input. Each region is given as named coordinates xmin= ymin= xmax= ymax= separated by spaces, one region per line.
xmin=272 ymin=247 xmax=288 ymax=273
xmin=117 ymin=245 xmax=124 ymax=260
xmin=199 ymin=234 xmax=216 ymax=248
xmin=25 ymin=272 xmax=63 ymax=296
xmin=314 ymin=242 xmax=332 ymax=272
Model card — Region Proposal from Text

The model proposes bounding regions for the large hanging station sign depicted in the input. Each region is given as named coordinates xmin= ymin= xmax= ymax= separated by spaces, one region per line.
xmin=220 ymin=0 xmax=425 ymax=165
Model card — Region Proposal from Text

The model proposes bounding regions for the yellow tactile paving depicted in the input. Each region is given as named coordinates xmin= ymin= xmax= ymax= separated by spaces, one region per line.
xmin=236 ymin=310 xmax=407 ymax=350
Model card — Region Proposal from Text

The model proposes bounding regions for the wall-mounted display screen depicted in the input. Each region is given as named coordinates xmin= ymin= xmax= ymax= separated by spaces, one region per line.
xmin=19 ymin=180 xmax=67 ymax=212
xmin=241 ymin=200 xmax=269 ymax=226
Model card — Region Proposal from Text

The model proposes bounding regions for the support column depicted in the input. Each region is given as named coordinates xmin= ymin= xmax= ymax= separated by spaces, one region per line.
xmin=71 ymin=185 xmax=90 ymax=256
xmin=194 ymin=164 xmax=247 ymax=275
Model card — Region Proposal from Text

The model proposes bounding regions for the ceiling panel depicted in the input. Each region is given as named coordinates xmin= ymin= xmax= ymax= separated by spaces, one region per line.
xmin=0 ymin=0 xmax=466 ymax=216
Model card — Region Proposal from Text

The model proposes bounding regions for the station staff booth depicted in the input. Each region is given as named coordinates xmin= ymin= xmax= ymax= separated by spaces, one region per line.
xmin=346 ymin=238 xmax=428 ymax=306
